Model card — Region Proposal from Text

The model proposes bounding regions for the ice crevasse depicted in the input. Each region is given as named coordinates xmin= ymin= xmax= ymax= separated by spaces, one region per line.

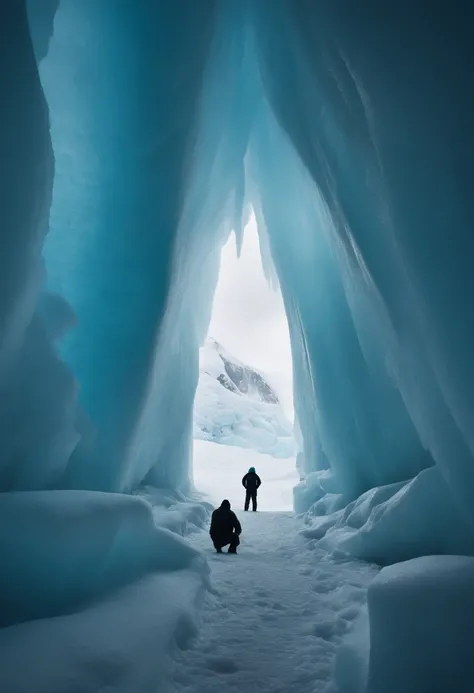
xmin=1 ymin=1 xmax=474 ymax=691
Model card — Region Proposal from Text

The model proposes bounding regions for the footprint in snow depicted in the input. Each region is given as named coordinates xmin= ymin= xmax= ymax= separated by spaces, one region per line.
xmin=299 ymin=566 xmax=312 ymax=576
xmin=271 ymin=602 xmax=285 ymax=610
xmin=204 ymin=657 xmax=239 ymax=674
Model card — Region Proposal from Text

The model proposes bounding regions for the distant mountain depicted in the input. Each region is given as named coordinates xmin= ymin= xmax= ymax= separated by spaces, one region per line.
xmin=193 ymin=338 xmax=294 ymax=458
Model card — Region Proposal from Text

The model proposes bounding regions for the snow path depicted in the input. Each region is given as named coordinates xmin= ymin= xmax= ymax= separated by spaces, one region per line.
xmin=167 ymin=511 xmax=378 ymax=693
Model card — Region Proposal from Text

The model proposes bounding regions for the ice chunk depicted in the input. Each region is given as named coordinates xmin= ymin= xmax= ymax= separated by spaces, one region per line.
xmin=302 ymin=468 xmax=474 ymax=564
xmin=334 ymin=606 xmax=370 ymax=693
xmin=366 ymin=556 xmax=474 ymax=693
xmin=294 ymin=470 xmax=340 ymax=514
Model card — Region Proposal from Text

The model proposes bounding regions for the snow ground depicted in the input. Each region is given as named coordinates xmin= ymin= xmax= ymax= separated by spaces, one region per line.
xmin=166 ymin=511 xmax=378 ymax=693
xmin=193 ymin=439 xmax=299 ymax=511
xmin=0 ymin=569 xmax=207 ymax=693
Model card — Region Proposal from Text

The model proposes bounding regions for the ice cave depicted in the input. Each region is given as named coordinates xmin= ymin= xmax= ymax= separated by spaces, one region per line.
xmin=2 ymin=1 xmax=474 ymax=692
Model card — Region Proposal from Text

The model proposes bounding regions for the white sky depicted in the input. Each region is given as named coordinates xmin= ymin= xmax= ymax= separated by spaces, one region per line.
xmin=208 ymin=215 xmax=294 ymax=419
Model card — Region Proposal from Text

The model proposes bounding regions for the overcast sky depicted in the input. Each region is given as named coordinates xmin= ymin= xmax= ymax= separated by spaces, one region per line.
xmin=207 ymin=215 xmax=294 ymax=419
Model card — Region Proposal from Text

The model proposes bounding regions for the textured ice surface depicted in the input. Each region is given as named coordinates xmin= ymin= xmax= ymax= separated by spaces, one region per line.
xmin=31 ymin=0 xmax=470 ymax=535
xmin=18 ymin=0 xmax=474 ymax=554
xmin=250 ymin=1 xmax=474 ymax=536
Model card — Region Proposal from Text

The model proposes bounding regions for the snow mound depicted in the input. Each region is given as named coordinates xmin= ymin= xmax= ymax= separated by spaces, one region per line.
xmin=336 ymin=556 xmax=474 ymax=693
xmin=298 ymin=466 xmax=474 ymax=565
xmin=193 ymin=338 xmax=294 ymax=458
xmin=0 ymin=488 xmax=211 ymax=693
xmin=0 ymin=571 xmax=204 ymax=693
xmin=0 ymin=490 xmax=208 ymax=628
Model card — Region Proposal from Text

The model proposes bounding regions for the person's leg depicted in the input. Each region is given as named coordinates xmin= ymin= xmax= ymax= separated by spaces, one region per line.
xmin=244 ymin=490 xmax=251 ymax=511
xmin=228 ymin=533 xmax=240 ymax=553
xmin=252 ymin=490 xmax=257 ymax=511
xmin=211 ymin=535 xmax=224 ymax=553
xmin=212 ymin=540 xmax=223 ymax=553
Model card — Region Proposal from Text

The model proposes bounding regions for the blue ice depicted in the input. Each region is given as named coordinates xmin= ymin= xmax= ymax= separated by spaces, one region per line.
xmin=0 ymin=6 xmax=473 ymax=691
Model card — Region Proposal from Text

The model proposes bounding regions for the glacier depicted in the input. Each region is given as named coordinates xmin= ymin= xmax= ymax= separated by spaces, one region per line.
xmin=0 ymin=0 xmax=473 ymax=690
xmin=193 ymin=337 xmax=294 ymax=458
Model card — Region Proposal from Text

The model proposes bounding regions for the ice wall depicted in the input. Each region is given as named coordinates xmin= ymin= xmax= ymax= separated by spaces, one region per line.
xmin=248 ymin=101 xmax=430 ymax=498
xmin=35 ymin=0 xmax=261 ymax=493
xmin=0 ymin=2 xmax=80 ymax=492
xmin=27 ymin=0 xmax=474 ymax=537
xmin=251 ymin=0 xmax=474 ymax=528
xmin=0 ymin=2 xmax=215 ymax=642
xmin=37 ymin=0 xmax=221 ymax=492
xmin=11 ymin=0 xmax=474 ymax=565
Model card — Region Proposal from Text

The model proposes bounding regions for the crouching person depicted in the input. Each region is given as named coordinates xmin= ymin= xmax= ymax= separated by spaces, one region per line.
xmin=210 ymin=499 xmax=242 ymax=554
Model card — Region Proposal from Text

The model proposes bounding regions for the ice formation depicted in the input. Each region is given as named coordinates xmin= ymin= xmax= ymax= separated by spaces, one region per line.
xmin=193 ymin=338 xmax=294 ymax=458
xmin=1 ymin=0 xmax=474 ymax=690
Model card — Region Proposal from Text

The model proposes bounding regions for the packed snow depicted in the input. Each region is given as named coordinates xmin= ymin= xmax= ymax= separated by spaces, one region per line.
xmin=166 ymin=511 xmax=378 ymax=693
xmin=193 ymin=338 xmax=294 ymax=458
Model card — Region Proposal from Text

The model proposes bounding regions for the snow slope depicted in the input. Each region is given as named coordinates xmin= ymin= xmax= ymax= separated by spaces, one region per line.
xmin=0 ymin=571 xmax=205 ymax=693
xmin=0 ymin=490 xmax=212 ymax=693
xmin=166 ymin=512 xmax=378 ymax=693
xmin=193 ymin=338 xmax=294 ymax=458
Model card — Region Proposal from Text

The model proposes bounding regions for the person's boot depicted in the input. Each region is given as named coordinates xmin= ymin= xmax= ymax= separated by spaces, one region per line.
xmin=228 ymin=546 xmax=237 ymax=554
xmin=216 ymin=547 xmax=222 ymax=553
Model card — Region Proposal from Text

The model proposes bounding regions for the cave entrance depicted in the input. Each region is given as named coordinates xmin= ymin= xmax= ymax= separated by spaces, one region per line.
xmin=192 ymin=213 xmax=297 ymax=511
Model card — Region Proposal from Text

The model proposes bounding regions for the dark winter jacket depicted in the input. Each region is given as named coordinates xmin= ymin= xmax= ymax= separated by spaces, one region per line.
xmin=242 ymin=471 xmax=262 ymax=492
xmin=210 ymin=501 xmax=242 ymax=542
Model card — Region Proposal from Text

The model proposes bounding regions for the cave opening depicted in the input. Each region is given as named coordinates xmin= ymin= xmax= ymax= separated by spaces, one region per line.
xmin=192 ymin=213 xmax=298 ymax=512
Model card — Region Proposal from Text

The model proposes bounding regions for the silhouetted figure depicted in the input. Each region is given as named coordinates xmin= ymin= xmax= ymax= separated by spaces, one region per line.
xmin=210 ymin=499 xmax=242 ymax=553
xmin=242 ymin=467 xmax=261 ymax=511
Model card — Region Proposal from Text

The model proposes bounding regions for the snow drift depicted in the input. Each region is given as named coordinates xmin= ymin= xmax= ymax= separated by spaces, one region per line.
xmin=335 ymin=556 xmax=474 ymax=693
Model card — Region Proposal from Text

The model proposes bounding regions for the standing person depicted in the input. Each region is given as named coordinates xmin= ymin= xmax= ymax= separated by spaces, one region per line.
xmin=242 ymin=466 xmax=262 ymax=511
xmin=210 ymin=499 xmax=242 ymax=553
